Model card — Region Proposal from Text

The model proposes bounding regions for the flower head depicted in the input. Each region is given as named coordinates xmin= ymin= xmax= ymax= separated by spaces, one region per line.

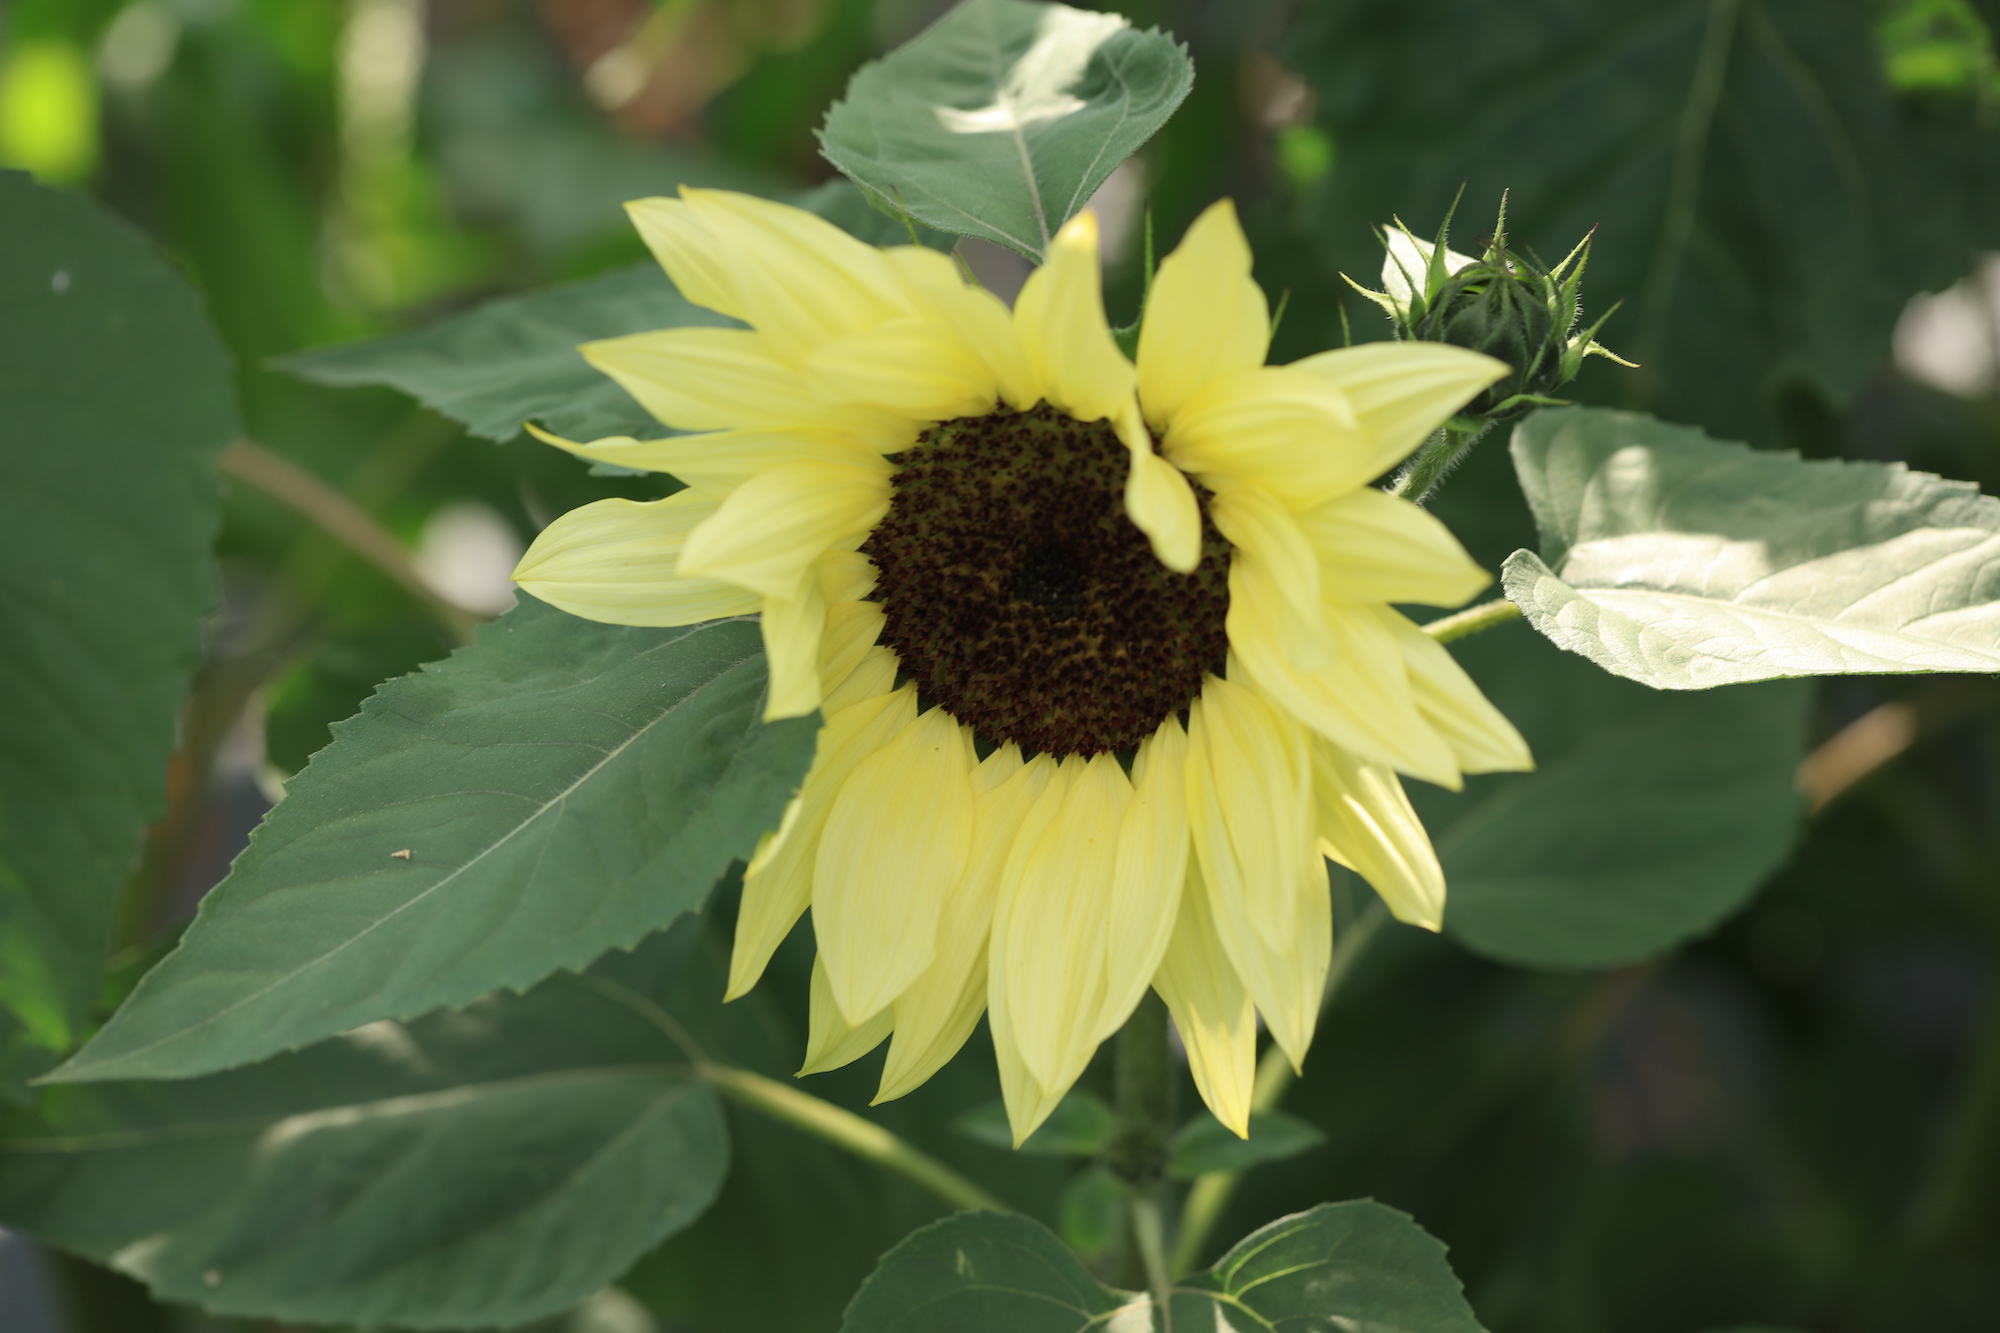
xmin=514 ymin=189 xmax=1531 ymax=1141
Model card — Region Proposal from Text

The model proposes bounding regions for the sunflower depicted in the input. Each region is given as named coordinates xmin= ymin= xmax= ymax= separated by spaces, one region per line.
xmin=513 ymin=189 xmax=1531 ymax=1141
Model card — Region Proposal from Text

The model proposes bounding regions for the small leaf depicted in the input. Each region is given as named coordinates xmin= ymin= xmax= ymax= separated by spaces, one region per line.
xmin=281 ymin=263 xmax=724 ymax=444
xmin=1171 ymin=1201 xmax=1484 ymax=1332
xmin=1504 ymin=407 xmax=2000 ymax=690
xmin=0 ymin=930 xmax=727 ymax=1329
xmin=952 ymin=1090 xmax=1113 ymax=1155
xmin=1055 ymin=1165 xmax=1124 ymax=1262
xmin=0 ymin=171 xmax=235 ymax=1084
xmin=1167 ymin=1109 xmax=1325 ymax=1180
xmin=840 ymin=1202 xmax=1483 ymax=1332
xmin=819 ymin=0 xmax=1192 ymax=261
xmin=1424 ymin=628 xmax=1808 ymax=970
xmin=839 ymin=1210 xmax=1137 ymax=1333
xmin=49 ymin=598 xmax=818 ymax=1084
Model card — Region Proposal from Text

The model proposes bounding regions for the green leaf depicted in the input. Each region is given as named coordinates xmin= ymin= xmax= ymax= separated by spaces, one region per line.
xmin=952 ymin=1090 xmax=1112 ymax=1155
xmin=819 ymin=0 xmax=1193 ymax=262
xmin=49 ymin=597 xmax=818 ymax=1084
xmin=1419 ymin=624 xmax=1808 ymax=971
xmin=1167 ymin=1109 xmax=1325 ymax=1180
xmin=840 ymin=1202 xmax=1484 ymax=1332
xmin=280 ymin=263 xmax=724 ymax=444
xmin=0 ymin=171 xmax=235 ymax=1080
xmin=0 ymin=928 xmax=728 ymax=1329
xmin=1503 ymin=407 xmax=2000 ymax=690
xmin=1054 ymin=1166 xmax=1124 ymax=1263
xmin=840 ymin=1209 xmax=1135 ymax=1332
xmin=1171 ymin=1201 xmax=1485 ymax=1332
xmin=1286 ymin=0 xmax=2000 ymax=441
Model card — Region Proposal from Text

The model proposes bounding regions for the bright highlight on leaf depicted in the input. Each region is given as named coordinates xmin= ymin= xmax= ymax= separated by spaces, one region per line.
xmin=819 ymin=0 xmax=1193 ymax=260
xmin=1504 ymin=407 xmax=2000 ymax=690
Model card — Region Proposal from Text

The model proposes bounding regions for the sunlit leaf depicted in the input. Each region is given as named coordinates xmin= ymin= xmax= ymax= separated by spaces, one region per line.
xmin=1503 ymin=407 xmax=2000 ymax=689
xmin=819 ymin=0 xmax=1192 ymax=261
xmin=48 ymin=598 xmax=817 ymax=1084
xmin=0 ymin=171 xmax=235 ymax=1084
xmin=0 ymin=929 xmax=728 ymax=1329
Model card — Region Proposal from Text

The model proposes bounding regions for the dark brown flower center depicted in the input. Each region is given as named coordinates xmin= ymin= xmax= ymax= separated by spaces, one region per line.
xmin=863 ymin=403 xmax=1231 ymax=757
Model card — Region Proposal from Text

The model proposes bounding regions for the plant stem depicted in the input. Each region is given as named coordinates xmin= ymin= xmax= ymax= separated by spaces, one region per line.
xmin=572 ymin=972 xmax=1008 ymax=1216
xmin=702 ymin=1064 xmax=1010 ymax=1215
xmin=1390 ymin=420 xmax=1494 ymax=505
xmin=1422 ymin=597 xmax=1522 ymax=644
xmin=1171 ymin=900 xmax=1390 ymax=1276
xmin=1107 ymin=991 xmax=1179 ymax=1326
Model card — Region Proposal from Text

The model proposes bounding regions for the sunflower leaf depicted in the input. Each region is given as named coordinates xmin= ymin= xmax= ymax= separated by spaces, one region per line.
xmin=0 ymin=171 xmax=235 ymax=1088
xmin=839 ymin=1202 xmax=1483 ymax=1332
xmin=0 ymin=928 xmax=729 ymax=1328
xmin=1167 ymin=1109 xmax=1325 ymax=1180
xmin=819 ymin=0 xmax=1192 ymax=262
xmin=1503 ymin=407 xmax=2000 ymax=690
xmin=46 ymin=598 xmax=818 ymax=1084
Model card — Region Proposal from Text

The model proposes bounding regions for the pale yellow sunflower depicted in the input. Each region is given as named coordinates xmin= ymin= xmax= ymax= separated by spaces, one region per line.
xmin=513 ymin=189 xmax=1531 ymax=1141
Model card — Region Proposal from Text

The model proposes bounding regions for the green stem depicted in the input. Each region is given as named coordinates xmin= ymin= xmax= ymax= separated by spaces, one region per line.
xmin=1390 ymin=420 xmax=1494 ymax=505
xmin=572 ymin=973 xmax=1009 ymax=1216
xmin=701 ymin=1065 xmax=1009 ymax=1214
xmin=1422 ymin=598 xmax=1522 ymax=644
xmin=1171 ymin=901 xmax=1390 ymax=1276
xmin=1106 ymin=992 xmax=1178 ymax=1317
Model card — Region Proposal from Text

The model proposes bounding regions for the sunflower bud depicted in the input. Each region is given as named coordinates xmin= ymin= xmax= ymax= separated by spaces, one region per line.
xmin=1347 ymin=192 xmax=1632 ymax=427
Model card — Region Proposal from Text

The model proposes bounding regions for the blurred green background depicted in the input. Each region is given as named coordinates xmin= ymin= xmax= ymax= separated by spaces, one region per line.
xmin=2 ymin=1 xmax=1998 ymax=1330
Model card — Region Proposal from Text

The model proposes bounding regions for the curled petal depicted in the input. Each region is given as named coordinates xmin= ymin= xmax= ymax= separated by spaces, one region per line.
xmin=1311 ymin=739 xmax=1446 ymax=930
xmin=1114 ymin=400 xmax=1203 ymax=574
xmin=1297 ymin=486 xmax=1490 ymax=607
xmin=1013 ymin=211 xmax=1134 ymax=423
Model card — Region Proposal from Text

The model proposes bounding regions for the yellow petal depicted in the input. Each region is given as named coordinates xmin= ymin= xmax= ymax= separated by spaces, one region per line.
xmin=625 ymin=195 xmax=743 ymax=321
xmin=582 ymin=327 xmax=917 ymax=450
xmin=1185 ymin=676 xmax=1330 ymax=1069
xmin=678 ymin=459 xmax=891 ymax=598
xmin=1212 ymin=482 xmax=1333 ymax=671
xmin=1012 ymin=211 xmax=1134 ymax=422
xmin=817 ymin=598 xmax=886 ymax=702
xmin=1288 ymin=341 xmax=1507 ymax=470
xmin=726 ymin=684 xmax=917 ymax=999
xmin=1114 ymin=399 xmax=1203 ymax=574
xmin=991 ymin=753 xmax=1130 ymax=1093
xmin=1152 ymin=858 xmax=1256 ymax=1137
xmin=816 ymin=549 xmax=879 ymax=604
xmin=1165 ymin=366 xmax=1375 ymax=509
xmin=988 ymin=978 xmax=1068 ymax=1146
xmin=885 ymin=245 xmax=1042 ymax=410
xmin=813 ymin=708 xmax=977 ymax=1024
xmin=804 ymin=317 xmax=997 ymax=421
xmin=1137 ymin=199 xmax=1269 ymax=430
xmin=799 ymin=954 xmax=896 ymax=1075
xmin=1389 ymin=614 xmax=1534 ymax=774
xmin=512 ymin=491 xmax=760 ymax=627
xmin=1094 ymin=719 xmax=1191 ymax=1045
xmin=1311 ymin=738 xmax=1446 ymax=930
xmin=1296 ymin=486 xmax=1491 ymax=607
xmin=760 ymin=578 xmax=827 ymax=721
xmin=525 ymin=422 xmax=885 ymax=499
xmin=876 ymin=749 xmax=1055 ymax=1104
xmin=1227 ymin=577 xmax=1461 ymax=788
xmin=677 ymin=188 xmax=911 ymax=361
xmin=823 ymin=644 xmax=899 ymax=715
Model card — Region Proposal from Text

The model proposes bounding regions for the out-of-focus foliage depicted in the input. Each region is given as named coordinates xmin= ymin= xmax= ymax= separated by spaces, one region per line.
xmin=0 ymin=1 xmax=1996 ymax=1331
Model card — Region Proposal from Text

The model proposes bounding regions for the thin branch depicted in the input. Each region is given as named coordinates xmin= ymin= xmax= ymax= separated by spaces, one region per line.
xmin=220 ymin=439 xmax=477 ymax=644
xmin=1421 ymin=598 xmax=1523 ymax=644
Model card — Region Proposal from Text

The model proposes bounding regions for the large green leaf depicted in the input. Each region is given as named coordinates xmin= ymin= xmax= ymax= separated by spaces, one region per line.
xmin=1420 ymin=624 xmax=1808 ymax=970
xmin=1285 ymin=0 xmax=2000 ymax=442
xmin=819 ymin=0 xmax=1193 ymax=262
xmin=48 ymin=598 xmax=818 ymax=1084
xmin=0 ymin=928 xmax=727 ymax=1329
xmin=280 ymin=263 xmax=721 ymax=444
xmin=840 ymin=1201 xmax=1483 ymax=1332
xmin=1502 ymin=407 xmax=2000 ymax=690
xmin=0 ymin=171 xmax=235 ymax=1083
